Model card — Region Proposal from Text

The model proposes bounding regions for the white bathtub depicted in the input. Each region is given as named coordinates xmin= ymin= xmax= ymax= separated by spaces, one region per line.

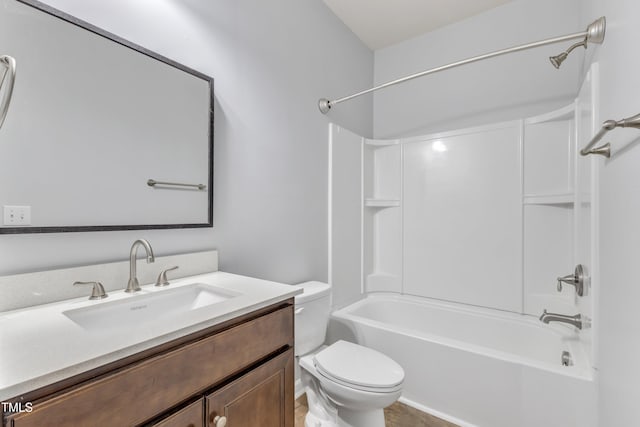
xmin=329 ymin=294 xmax=596 ymax=427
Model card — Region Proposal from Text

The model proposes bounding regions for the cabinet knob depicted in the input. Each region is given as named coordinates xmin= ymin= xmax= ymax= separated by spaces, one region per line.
xmin=213 ymin=415 xmax=227 ymax=427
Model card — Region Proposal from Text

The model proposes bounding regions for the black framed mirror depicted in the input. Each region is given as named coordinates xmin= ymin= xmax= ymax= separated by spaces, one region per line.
xmin=0 ymin=0 xmax=213 ymax=234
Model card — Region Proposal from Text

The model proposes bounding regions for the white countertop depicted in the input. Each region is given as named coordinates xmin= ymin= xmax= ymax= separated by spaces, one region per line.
xmin=0 ymin=271 xmax=301 ymax=401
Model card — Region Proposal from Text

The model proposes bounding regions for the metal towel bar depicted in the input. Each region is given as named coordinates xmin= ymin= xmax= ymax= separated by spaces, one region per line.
xmin=147 ymin=179 xmax=206 ymax=190
xmin=581 ymin=113 xmax=640 ymax=158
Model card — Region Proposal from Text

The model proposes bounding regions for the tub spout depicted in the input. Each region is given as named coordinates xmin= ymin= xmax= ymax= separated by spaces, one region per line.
xmin=539 ymin=309 xmax=583 ymax=329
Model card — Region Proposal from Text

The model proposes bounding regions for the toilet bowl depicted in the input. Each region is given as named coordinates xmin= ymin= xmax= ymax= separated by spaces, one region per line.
xmin=294 ymin=282 xmax=404 ymax=427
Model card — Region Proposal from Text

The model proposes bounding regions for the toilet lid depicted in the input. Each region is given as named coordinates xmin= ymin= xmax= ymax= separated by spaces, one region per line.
xmin=313 ymin=341 xmax=404 ymax=390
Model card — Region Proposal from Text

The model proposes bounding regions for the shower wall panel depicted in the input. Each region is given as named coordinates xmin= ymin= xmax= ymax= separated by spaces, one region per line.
xmin=523 ymin=204 xmax=573 ymax=314
xmin=402 ymin=124 xmax=523 ymax=312
xmin=521 ymin=106 xmax=577 ymax=317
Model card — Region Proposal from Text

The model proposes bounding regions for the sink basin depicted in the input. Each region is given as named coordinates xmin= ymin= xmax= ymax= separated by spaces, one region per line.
xmin=63 ymin=283 xmax=240 ymax=330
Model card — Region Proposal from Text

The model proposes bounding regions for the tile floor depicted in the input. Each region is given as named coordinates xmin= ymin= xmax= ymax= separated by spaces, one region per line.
xmin=295 ymin=395 xmax=459 ymax=427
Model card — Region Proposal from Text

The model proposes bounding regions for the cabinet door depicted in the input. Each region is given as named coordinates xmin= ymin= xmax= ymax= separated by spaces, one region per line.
xmin=206 ymin=349 xmax=293 ymax=427
xmin=150 ymin=399 xmax=204 ymax=427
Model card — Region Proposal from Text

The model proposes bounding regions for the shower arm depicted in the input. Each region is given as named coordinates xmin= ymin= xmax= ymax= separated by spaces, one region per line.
xmin=564 ymin=39 xmax=588 ymax=55
xmin=318 ymin=17 xmax=606 ymax=114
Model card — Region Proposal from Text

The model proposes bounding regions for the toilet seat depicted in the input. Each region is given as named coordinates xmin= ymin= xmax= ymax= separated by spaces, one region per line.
xmin=312 ymin=341 xmax=404 ymax=393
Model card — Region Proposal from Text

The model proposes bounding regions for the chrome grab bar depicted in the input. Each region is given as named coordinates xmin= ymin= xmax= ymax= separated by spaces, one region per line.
xmin=580 ymin=113 xmax=640 ymax=158
xmin=147 ymin=179 xmax=206 ymax=190
xmin=0 ymin=55 xmax=16 ymax=130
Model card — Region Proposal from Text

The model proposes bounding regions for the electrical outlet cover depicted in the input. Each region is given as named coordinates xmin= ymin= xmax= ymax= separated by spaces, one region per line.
xmin=3 ymin=205 xmax=31 ymax=226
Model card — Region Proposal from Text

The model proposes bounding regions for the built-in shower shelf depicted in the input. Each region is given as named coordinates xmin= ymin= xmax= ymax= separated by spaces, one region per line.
xmin=365 ymin=139 xmax=400 ymax=147
xmin=364 ymin=198 xmax=401 ymax=208
xmin=523 ymin=193 xmax=574 ymax=206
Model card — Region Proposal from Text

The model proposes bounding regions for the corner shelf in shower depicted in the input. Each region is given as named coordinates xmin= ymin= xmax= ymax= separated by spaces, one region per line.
xmin=364 ymin=198 xmax=401 ymax=208
xmin=523 ymin=193 xmax=574 ymax=206
xmin=364 ymin=139 xmax=400 ymax=147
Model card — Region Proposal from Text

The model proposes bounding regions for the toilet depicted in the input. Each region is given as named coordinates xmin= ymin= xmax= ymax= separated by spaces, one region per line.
xmin=295 ymin=281 xmax=404 ymax=427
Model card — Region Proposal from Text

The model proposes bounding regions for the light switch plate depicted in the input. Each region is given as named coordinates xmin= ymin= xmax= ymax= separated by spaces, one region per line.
xmin=3 ymin=205 xmax=31 ymax=226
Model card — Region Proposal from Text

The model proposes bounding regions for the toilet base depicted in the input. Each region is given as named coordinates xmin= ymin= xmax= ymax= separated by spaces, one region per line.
xmin=304 ymin=406 xmax=385 ymax=427
xmin=305 ymin=411 xmax=336 ymax=427
xmin=336 ymin=407 xmax=385 ymax=427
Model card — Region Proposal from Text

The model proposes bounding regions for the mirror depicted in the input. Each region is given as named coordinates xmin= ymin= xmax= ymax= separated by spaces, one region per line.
xmin=0 ymin=0 xmax=213 ymax=233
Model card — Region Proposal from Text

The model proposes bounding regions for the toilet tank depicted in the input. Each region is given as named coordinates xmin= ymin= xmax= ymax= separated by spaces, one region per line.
xmin=294 ymin=281 xmax=331 ymax=356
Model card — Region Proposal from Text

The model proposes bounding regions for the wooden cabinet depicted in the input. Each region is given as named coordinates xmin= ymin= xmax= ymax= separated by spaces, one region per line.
xmin=207 ymin=350 xmax=293 ymax=427
xmin=151 ymin=400 xmax=204 ymax=427
xmin=4 ymin=301 xmax=294 ymax=427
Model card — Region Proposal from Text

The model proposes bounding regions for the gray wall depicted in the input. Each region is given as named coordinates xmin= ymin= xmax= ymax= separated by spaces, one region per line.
xmin=0 ymin=0 xmax=373 ymax=285
xmin=373 ymin=0 xmax=582 ymax=138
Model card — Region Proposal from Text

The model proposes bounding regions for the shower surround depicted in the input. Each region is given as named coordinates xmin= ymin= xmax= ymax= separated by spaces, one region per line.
xmin=328 ymin=65 xmax=599 ymax=426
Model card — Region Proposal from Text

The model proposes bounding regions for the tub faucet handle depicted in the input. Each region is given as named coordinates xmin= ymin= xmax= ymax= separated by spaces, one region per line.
xmin=556 ymin=264 xmax=586 ymax=296
xmin=556 ymin=274 xmax=576 ymax=290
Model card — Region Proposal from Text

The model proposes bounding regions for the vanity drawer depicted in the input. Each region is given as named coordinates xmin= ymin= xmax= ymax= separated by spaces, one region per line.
xmin=8 ymin=306 xmax=293 ymax=427
xmin=150 ymin=399 xmax=204 ymax=427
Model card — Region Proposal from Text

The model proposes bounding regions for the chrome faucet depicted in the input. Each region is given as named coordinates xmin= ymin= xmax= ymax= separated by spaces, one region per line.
xmin=539 ymin=309 xmax=584 ymax=329
xmin=125 ymin=239 xmax=155 ymax=293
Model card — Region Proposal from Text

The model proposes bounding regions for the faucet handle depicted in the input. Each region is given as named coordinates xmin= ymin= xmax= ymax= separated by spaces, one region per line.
xmin=556 ymin=264 xmax=586 ymax=296
xmin=556 ymin=274 xmax=576 ymax=291
xmin=73 ymin=281 xmax=108 ymax=300
xmin=155 ymin=266 xmax=179 ymax=287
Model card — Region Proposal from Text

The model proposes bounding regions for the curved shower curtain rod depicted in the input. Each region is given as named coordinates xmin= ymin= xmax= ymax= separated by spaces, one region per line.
xmin=318 ymin=17 xmax=606 ymax=114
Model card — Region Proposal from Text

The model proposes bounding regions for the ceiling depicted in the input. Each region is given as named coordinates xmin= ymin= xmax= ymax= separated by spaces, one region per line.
xmin=323 ymin=0 xmax=513 ymax=50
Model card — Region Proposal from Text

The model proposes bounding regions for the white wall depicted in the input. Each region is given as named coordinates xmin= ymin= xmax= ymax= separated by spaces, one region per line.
xmin=373 ymin=0 xmax=583 ymax=138
xmin=578 ymin=0 xmax=640 ymax=425
xmin=0 ymin=0 xmax=373 ymax=287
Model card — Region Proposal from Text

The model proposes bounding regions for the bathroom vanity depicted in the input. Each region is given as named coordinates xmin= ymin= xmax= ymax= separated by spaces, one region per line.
xmin=4 ymin=301 xmax=293 ymax=426
xmin=0 ymin=266 xmax=300 ymax=427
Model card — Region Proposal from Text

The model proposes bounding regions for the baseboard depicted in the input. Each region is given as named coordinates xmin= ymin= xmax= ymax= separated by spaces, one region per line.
xmin=398 ymin=396 xmax=477 ymax=427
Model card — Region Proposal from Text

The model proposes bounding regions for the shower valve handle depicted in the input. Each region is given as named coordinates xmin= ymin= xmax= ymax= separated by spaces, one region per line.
xmin=556 ymin=265 xmax=586 ymax=297
xmin=556 ymin=274 xmax=576 ymax=291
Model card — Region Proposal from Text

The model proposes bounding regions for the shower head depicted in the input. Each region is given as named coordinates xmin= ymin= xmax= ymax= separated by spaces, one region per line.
xmin=550 ymin=16 xmax=606 ymax=69
xmin=549 ymin=39 xmax=586 ymax=68
xmin=549 ymin=52 xmax=568 ymax=69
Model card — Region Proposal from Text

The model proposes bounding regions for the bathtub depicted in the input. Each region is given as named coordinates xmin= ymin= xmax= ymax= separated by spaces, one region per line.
xmin=329 ymin=294 xmax=596 ymax=427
